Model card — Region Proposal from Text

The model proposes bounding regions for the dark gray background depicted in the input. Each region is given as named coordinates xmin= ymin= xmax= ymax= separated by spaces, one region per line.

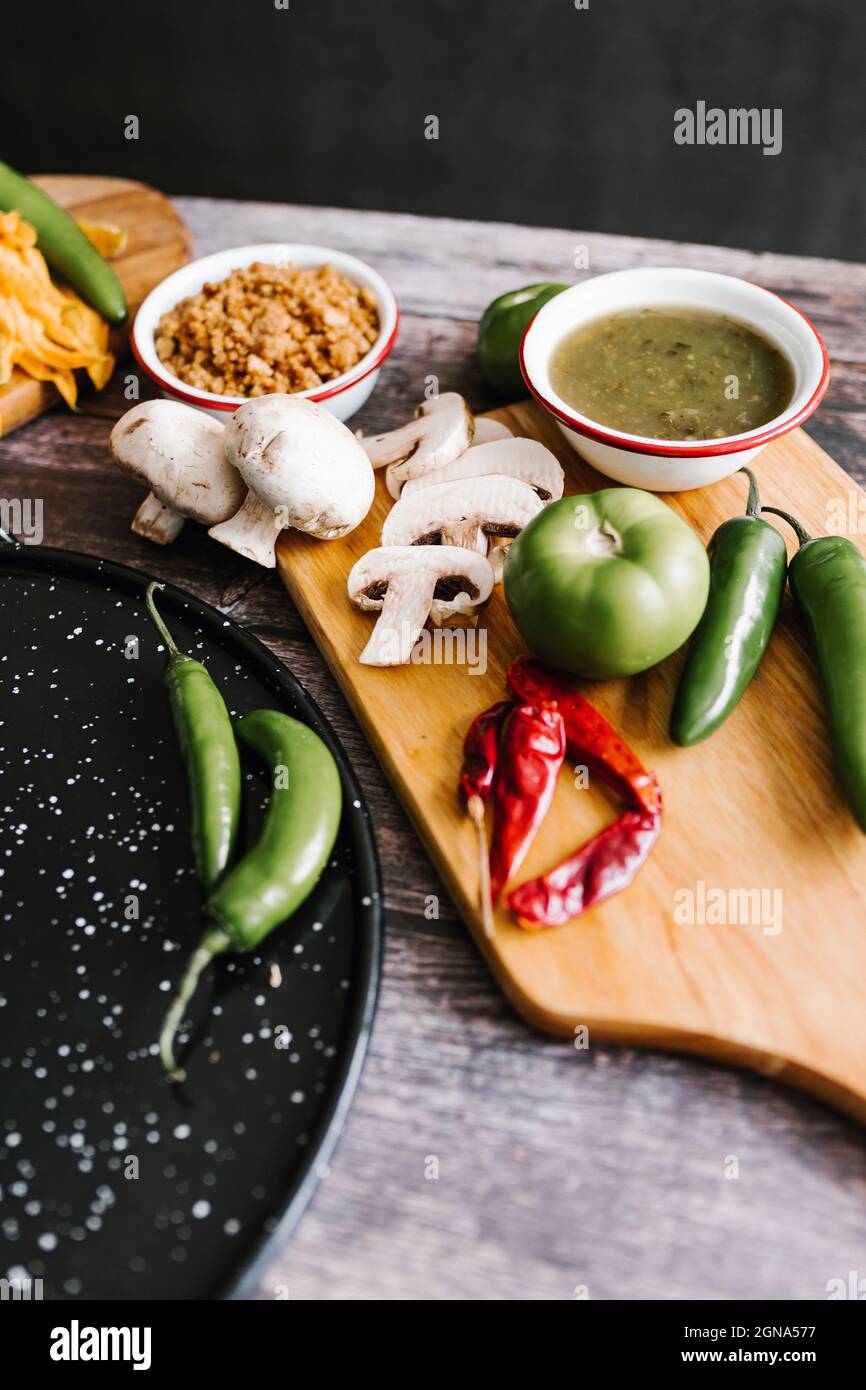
xmin=4 ymin=0 xmax=863 ymax=260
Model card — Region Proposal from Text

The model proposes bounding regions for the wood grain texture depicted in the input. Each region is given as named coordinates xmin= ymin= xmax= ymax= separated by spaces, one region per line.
xmin=276 ymin=403 xmax=866 ymax=1122
xmin=3 ymin=195 xmax=866 ymax=1300
xmin=0 ymin=175 xmax=191 ymax=436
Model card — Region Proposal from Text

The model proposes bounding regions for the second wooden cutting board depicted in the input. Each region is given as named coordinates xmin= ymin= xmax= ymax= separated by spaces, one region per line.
xmin=276 ymin=401 xmax=866 ymax=1123
xmin=0 ymin=174 xmax=190 ymax=436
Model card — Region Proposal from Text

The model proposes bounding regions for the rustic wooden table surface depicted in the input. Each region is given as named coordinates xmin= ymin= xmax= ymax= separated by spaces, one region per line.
xmin=4 ymin=196 xmax=866 ymax=1301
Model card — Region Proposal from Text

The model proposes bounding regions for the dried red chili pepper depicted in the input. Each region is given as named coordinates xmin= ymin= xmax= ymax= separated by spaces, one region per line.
xmin=507 ymin=808 xmax=660 ymax=929
xmin=504 ymin=656 xmax=662 ymax=929
xmin=489 ymin=702 xmax=566 ymax=902
xmin=460 ymin=700 xmax=513 ymax=809
xmin=460 ymin=700 xmax=513 ymax=936
xmin=461 ymin=661 xmax=662 ymax=933
xmin=507 ymin=657 xmax=661 ymax=816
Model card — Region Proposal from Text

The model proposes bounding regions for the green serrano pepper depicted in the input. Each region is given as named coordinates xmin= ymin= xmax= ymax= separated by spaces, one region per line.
xmin=160 ymin=708 xmax=343 ymax=1078
xmin=763 ymin=506 xmax=866 ymax=833
xmin=671 ymin=470 xmax=787 ymax=746
xmin=145 ymin=583 xmax=241 ymax=890
xmin=209 ymin=710 xmax=343 ymax=947
xmin=0 ymin=160 xmax=128 ymax=324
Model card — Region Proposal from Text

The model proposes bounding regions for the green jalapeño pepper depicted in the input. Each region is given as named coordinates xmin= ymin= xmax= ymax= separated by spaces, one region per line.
xmin=670 ymin=470 xmax=787 ymax=746
xmin=763 ymin=507 xmax=866 ymax=834
xmin=146 ymin=583 xmax=241 ymax=890
xmin=159 ymin=709 xmax=343 ymax=1078
xmin=0 ymin=160 xmax=128 ymax=324
xmin=477 ymin=282 xmax=567 ymax=397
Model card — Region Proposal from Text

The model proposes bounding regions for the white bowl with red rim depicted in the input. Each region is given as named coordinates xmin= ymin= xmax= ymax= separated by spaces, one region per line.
xmin=520 ymin=267 xmax=830 ymax=491
xmin=131 ymin=242 xmax=399 ymax=423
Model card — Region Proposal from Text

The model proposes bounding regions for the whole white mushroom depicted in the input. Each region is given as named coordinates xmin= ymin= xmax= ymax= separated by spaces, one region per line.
xmin=110 ymin=400 xmax=245 ymax=544
xmin=209 ymin=396 xmax=376 ymax=568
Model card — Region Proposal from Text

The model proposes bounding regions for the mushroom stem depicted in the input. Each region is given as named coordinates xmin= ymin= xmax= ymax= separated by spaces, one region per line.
xmin=360 ymin=569 xmax=438 ymax=666
xmin=440 ymin=522 xmax=488 ymax=553
xmin=132 ymin=491 xmax=186 ymax=544
xmin=430 ymin=596 xmax=479 ymax=627
xmin=432 ymin=522 xmax=488 ymax=623
xmin=209 ymin=491 xmax=279 ymax=568
xmin=489 ymin=539 xmax=511 ymax=583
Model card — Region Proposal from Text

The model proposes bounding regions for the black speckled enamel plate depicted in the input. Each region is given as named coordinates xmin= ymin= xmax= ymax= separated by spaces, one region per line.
xmin=0 ymin=540 xmax=381 ymax=1301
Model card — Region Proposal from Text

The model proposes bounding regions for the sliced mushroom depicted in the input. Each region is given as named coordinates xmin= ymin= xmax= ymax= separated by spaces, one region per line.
xmin=348 ymin=545 xmax=494 ymax=665
xmin=110 ymin=400 xmax=245 ymax=544
xmin=401 ymin=437 xmax=564 ymax=501
xmin=401 ymin=438 xmax=564 ymax=585
xmin=359 ymin=393 xmax=474 ymax=500
xmin=209 ymin=395 xmax=375 ymax=568
xmin=381 ymin=473 xmax=545 ymax=555
xmin=470 ymin=417 xmax=513 ymax=446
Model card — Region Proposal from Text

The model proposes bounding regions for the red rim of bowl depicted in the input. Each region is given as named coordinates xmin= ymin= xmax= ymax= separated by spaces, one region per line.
xmin=131 ymin=300 xmax=401 ymax=412
xmin=519 ymin=288 xmax=831 ymax=457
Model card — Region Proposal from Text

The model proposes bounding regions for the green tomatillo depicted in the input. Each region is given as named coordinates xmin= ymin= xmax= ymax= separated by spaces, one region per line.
xmin=504 ymin=488 xmax=711 ymax=679
xmin=476 ymin=282 xmax=567 ymax=398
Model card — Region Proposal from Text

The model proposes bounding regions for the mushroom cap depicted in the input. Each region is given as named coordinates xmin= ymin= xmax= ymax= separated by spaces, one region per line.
xmin=348 ymin=544 xmax=494 ymax=610
xmin=359 ymin=393 xmax=475 ymax=499
xmin=226 ymin=395 xmax=375 ymax=538
xmin=470 ymin=417 xmax=513 ymax=446
xmin=401 ymin=437 xmax=564 ymax=501
xmin=381 ymin=473 xmax=545 ymax=548
xmin=110 ymin=400 xmax=244 ymax=525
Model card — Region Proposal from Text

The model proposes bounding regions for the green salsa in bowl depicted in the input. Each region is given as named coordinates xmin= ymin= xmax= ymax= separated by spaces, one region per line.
xmin=520 ymin=267 xmax=830 ymax=492
xmin=548 ymin=307 xmax=794 ymax=443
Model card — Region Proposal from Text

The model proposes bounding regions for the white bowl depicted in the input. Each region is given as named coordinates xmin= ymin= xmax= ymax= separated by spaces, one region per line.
xmin=131 ymin=242 xmax=399 ymax=423
xmin=520 ymin=267 xmax=830 ymax=491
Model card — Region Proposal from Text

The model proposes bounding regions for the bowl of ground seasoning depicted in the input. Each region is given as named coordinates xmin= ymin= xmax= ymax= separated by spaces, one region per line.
xmin=131 ymin=243 xmax=399 ymax=421
xmin=520 ymin=267 xmax=829 ymax=490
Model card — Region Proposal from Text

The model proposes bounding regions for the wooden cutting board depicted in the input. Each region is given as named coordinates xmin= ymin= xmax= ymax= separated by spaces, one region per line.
xmin=276 ymin=402 xmax=866 ymax=1123
xmin=0 ymin=174 xmax=191 ymax=436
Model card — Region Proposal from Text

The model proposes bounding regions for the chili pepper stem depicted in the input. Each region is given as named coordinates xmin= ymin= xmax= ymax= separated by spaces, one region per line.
xmin=739 ymin=467 xmax=761 ymax=517
xmin=145 ymin=581 xmax=179 ymax=656
xmin=467 ymin=794 xmax=495 ymax=937
xmin=761 ymin=506 xmax=813 ymax=547
xmin=159 ymin=926 xmax=231 ymax=1081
